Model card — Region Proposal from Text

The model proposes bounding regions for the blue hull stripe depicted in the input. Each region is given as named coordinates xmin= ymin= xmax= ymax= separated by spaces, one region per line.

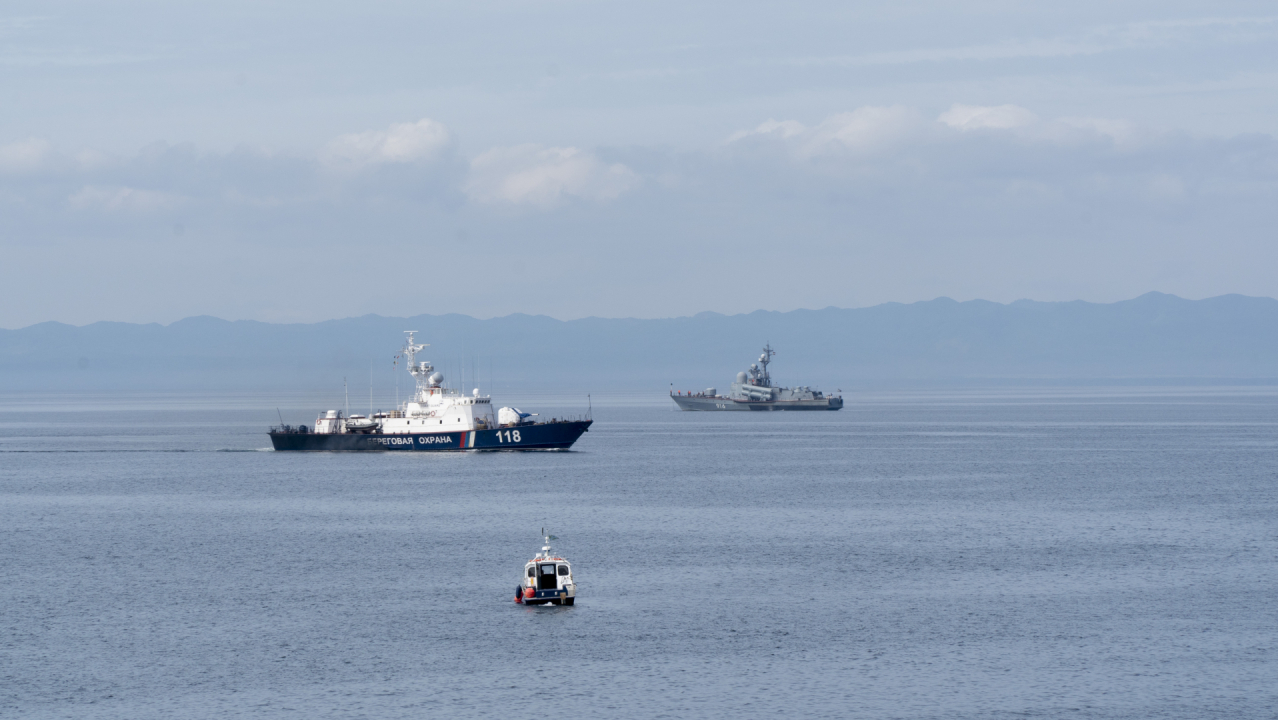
xmin=270 ymin=420 xmax=591 ymax=452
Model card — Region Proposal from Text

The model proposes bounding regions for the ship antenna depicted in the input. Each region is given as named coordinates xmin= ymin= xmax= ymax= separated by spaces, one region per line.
xmin=402 ymin=331 xmax=429 ymax=401
xmin=760 ymin=343 xmax=776 ymax=387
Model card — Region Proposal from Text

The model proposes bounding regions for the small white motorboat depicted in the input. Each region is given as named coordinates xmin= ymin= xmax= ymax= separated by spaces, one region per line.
xmin=515 ymin=530 xmax=576 ymax=606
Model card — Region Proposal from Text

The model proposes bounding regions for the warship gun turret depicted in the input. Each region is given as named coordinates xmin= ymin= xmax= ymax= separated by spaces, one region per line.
xmin=671 ymin=344 xmax=842 ymax=411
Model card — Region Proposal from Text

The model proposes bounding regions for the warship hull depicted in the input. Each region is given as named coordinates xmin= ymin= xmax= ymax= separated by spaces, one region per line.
xmin=671 ymin=395 xmax=842 ymax=411
xmin=270 ymin=420 xmax=591 ymax=451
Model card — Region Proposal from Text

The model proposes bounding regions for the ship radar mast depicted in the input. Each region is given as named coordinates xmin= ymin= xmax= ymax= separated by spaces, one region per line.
xmin=401 ymin=331 xmax=434 ymax=400
xmin=758 ymin=344 xmax=776 ymax=387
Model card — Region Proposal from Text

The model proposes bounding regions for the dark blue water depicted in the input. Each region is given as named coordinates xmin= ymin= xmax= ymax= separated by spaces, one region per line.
xmin=2 ymin=389 xmax=1276 ymax=719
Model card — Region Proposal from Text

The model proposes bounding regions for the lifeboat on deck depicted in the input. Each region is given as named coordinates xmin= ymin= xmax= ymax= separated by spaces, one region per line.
xmin=344 ymin=415 xmax=379 ymax=434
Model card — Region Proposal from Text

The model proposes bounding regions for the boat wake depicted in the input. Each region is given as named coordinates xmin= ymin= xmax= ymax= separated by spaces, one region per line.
xmin=0 ymin=448 xmax=262 ymax=453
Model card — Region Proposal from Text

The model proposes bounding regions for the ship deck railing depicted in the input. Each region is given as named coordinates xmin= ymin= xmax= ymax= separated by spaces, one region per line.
xmin=270 ymin=424 xmax=310 ymax=434
xmin=511 ymin=414 xmax=592 ymax=426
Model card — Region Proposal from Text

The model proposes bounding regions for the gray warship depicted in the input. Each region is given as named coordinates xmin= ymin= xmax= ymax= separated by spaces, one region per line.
xmin=671 ymin=344 xmax=843 ymax=411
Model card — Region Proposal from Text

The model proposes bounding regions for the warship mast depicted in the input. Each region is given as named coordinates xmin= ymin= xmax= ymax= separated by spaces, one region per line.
xmin=758 ymin=344 xmax=775 ymax=387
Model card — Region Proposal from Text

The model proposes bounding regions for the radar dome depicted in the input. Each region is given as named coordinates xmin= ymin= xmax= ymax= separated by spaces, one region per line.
xmin=429 ymin=372 xmax=443 ymax=385
xmin=750 ymin=363 xmax=758 ymax=371
xmin=736 ymin=371 xmax=748 ymax=383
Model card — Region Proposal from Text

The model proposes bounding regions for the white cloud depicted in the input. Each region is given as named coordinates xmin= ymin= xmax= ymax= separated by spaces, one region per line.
xmin=806 ymin=106 xmax=920 ymax=154
xmin=0 ymin=137 xmax=51 ymax=172
xmin=464 ymin=144 xmax=637 ymax=207
xmin=68 ymin=185 xmax=185 ymax=212
xmin=727 ymin=119 xmax=808 ymax=142
xmin=1056 ymin=116 xmax=1142 ymax=145
xmin=729 ymin=106 xmax=921 ymax=157
xmin=937 ymin=104 xmax=1147 ymax=146
xmin=3 ymin=95 xmax=1276 ymax=329
xmin=938 ymin=104 xmax=1038 ymax=131
xmin=322 ymin=118 xmax=452 ymax=166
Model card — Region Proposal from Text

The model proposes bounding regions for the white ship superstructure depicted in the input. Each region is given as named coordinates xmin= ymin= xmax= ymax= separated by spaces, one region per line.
xmin=368 ymin=332 xmax=495 ymax=434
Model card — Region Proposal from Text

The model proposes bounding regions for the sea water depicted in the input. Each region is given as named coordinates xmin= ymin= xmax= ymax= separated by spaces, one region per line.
xmin=2 ymin=388 xmax=1276 ymax=719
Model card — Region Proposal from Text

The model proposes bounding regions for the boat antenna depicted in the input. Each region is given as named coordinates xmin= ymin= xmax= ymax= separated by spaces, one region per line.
xmin=539 ymin=528 xmax=558 ymax=558
xmin=277 ymin=408 xmax=284 ymax=427
xmin=344 ymin=377 xmax=349 ymax=418
xmin=588 ymin=393 xmax=592 ymax=420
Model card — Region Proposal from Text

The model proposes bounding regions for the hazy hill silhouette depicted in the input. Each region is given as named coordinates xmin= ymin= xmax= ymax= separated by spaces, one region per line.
xmin=3 ymin=293 xmax=1276 ymax=393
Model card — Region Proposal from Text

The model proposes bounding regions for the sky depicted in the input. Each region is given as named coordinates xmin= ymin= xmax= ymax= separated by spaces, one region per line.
xmin=2 ymin=1 xmax=1277 ymax=328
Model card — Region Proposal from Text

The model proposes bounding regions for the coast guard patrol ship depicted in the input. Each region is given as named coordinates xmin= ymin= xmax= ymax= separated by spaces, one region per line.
xmin=671 ymin=344 xmax=843 ymax=411
xmin=269 ymin=333 xmax=591 ymax=451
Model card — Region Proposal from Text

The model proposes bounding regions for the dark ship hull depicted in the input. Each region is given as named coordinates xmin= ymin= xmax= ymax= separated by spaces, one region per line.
xmin=671 ymin=395 xmax=843 ymax=411
xmin=270 ymin=420 xmax=591 ymax=452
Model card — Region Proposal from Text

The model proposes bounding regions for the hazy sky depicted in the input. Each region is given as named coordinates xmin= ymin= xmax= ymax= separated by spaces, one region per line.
xmin=3 ymin=1 xmax=1277 ymax=327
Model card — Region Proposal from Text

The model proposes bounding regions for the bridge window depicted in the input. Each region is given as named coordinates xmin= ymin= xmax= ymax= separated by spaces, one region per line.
xmin=557 ymin=565 xmax=569 ymax=576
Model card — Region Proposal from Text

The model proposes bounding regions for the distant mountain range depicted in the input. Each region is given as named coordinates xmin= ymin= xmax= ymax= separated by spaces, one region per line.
xmin=3 ymin=293 xmax=1277 ymax=393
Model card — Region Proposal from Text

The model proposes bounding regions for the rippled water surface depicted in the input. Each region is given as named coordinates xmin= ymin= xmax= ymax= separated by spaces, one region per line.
xmin=2 ymin=389 xmax=1277 ymax=719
